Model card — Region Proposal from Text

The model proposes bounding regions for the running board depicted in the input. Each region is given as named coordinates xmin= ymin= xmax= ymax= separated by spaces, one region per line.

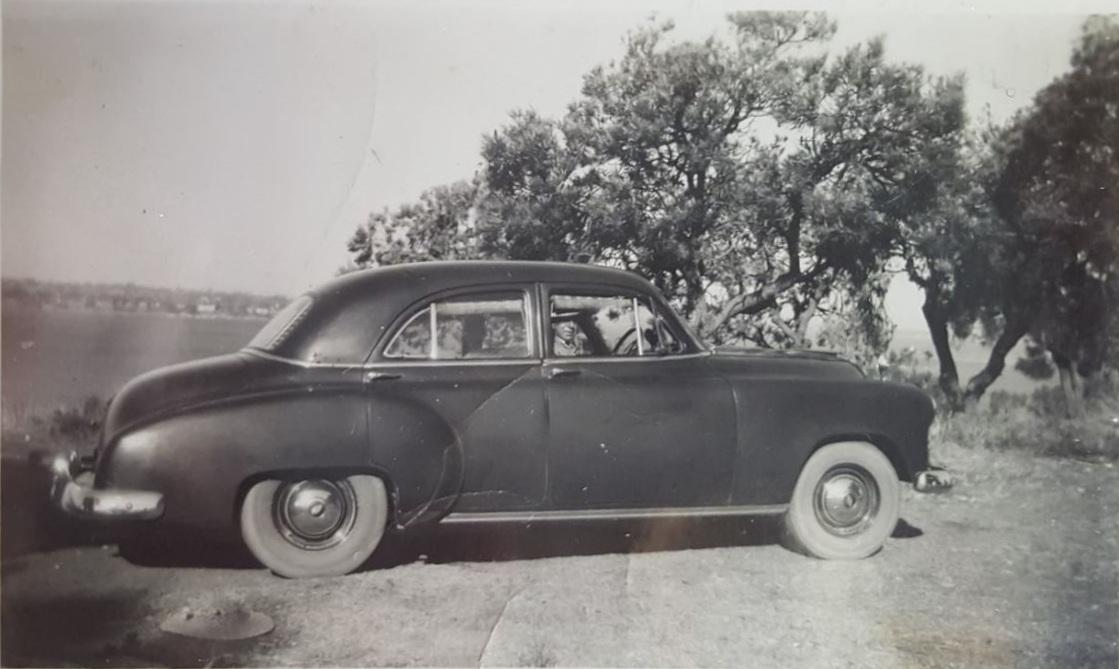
xmin=441 ymin=504 xmax=788 ymax=524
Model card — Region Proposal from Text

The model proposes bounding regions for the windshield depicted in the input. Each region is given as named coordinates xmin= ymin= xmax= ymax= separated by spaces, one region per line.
xmin=246 ymin=295 xmax=314 ymax=352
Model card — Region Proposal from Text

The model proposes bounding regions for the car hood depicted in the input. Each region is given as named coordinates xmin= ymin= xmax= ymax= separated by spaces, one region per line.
xmin=101 ymin=351 xmax=290 ymax=444
xmin=707 ymin=346 xmax=864 ymax=380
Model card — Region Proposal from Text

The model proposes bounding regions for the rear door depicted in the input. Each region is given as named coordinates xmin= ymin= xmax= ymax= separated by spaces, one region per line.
xmin=367 ymin=285 xmax=547 ymax=513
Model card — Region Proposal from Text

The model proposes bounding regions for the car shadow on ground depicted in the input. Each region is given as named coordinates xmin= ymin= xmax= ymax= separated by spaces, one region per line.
xmin=364 ymin=512 xmax=926 ymax=571
xmin=2 ymin=589 xmax=141 ymax=666
xmin=1 ymin=456 xmax=114 ymax=560
xmin=892 ymin=517 xmax=925 ymax=538
xmin=1 ymin=586 xmax=266 ymax=669
xmin=112 ymin=516 xmax=791 ymax=572
xmin=113 ymin=514 xmax=926 ymax=571
xmin=365 ymin=515 xmax=786 ymax=570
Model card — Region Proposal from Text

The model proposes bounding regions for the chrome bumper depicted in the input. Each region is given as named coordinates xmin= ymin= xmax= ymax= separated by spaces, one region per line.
xmin=914 ymin=468 xmax=953 ymax=493
xmin=50 ymin=451 xmax=165 ymax=520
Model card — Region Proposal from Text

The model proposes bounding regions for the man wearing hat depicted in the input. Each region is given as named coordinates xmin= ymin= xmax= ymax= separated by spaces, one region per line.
xmin=552 ymin=313 xmax=587 ymax=357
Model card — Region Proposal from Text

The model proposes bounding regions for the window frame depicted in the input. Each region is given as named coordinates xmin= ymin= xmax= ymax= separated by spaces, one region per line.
xmin=372 ymin=284 xmax=539 ymax=364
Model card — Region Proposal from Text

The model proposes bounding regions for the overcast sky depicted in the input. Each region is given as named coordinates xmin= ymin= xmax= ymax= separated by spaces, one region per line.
xmin=1 ymin=0 xmax=1110 ymax=328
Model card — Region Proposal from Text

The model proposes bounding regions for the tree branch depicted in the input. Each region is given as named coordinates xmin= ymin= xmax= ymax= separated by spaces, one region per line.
xmin=703 ymin=261 xmax=830 ymax=335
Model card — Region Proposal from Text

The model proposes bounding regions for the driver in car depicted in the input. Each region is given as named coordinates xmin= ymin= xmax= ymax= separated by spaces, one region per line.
xmin=552 ymin=314 xmax=586 ymax=357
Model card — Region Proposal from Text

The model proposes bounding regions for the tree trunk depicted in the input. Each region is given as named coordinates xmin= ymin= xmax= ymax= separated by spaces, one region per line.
xmin=794 ymin=296 xmax=818 ymax=348
xmin=1053 ymin=352 xmax=1084 ymax=418
xmin=921 ymin=292 xmax=963 ymax=410
xmin=961 ymin=318 xmax=1030 ymax=407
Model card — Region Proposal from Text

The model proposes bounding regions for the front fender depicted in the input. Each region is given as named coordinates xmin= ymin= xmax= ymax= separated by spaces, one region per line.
xmin=730 ymin=379 xmax=934 ymax=505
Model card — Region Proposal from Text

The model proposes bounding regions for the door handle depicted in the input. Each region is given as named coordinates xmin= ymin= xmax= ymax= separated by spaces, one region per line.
xmin=548 ymin=367 xmax=581 ymax=379
xmin=363 ymin=370 xmax=402 ymax=383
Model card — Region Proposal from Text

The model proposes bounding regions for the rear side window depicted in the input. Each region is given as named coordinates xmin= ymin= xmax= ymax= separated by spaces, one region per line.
xmin=247 ymin=295 xmax=313 ymax=352
xmin=384 ymin=291 xmax=530 ymax=360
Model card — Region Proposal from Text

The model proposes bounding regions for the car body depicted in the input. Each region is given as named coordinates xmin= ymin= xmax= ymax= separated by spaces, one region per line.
xmin=51 ymin=261 xmax=949 ymax=576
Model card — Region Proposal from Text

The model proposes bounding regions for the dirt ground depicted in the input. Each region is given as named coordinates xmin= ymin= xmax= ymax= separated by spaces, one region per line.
xmin=2 ymin=447 xmax=1117 ymax=668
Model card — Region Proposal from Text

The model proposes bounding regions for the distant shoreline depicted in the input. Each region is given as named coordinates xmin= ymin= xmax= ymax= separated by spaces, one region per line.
xmin=2 ymin=277 xmax=288 ymax=320
xmin=2 ymin=302 xmax=271 ymax=321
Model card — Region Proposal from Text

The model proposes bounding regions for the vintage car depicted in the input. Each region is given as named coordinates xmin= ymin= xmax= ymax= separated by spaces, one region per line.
xmin=51 ymin=261 xmax=949 ymax=577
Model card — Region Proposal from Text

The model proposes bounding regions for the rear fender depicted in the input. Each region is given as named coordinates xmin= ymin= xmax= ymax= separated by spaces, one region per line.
xmin=103 ymin=391 xmax=464 ymax=534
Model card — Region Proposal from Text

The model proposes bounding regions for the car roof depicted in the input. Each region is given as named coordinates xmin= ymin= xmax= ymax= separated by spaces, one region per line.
xmin=268 ymin=260 xmax=683 ymax=362
xmin=311 ymin=260 xmax=655 ymax=302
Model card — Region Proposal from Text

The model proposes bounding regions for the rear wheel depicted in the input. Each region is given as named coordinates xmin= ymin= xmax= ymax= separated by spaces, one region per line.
xmin=240 ymin=474 xmax=388 ymax=578
xmin=783 ymin=442 xmax=899 ymax=560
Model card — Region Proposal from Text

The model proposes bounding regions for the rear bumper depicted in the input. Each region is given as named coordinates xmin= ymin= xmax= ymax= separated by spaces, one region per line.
xmin=50 ymin=451 xmax=165 ymax=520
xmin=914 ymin=468 xmax=953 ymax=493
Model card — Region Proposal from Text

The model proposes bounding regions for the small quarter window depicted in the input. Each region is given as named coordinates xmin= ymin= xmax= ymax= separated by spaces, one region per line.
xmin=384 ymin=291 xmax=530 ymax=360
xmin=247 ymin=295 xmax=313 ymax=352
xmin=384 ymin=306 xmax=434 ymax=359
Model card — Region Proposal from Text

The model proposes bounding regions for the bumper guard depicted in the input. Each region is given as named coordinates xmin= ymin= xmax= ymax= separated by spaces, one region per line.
xmin=50 ymin=451 xmax=165 ymax=520
xmin=914 ymin=468 xmax=953 ymax=493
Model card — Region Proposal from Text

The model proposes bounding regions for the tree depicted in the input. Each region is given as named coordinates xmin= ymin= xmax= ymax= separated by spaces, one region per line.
xmin=892 ymin=17 xmax=1118 ymax=412
xmin=985 ymin=16 xmax=1119 ymax=413
xmin=348 ymin=180 xmax=480 ymax=268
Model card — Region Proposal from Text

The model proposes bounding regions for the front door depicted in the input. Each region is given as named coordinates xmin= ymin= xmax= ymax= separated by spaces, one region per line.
xmin=543 ymin=289 xmax=737 ymax=510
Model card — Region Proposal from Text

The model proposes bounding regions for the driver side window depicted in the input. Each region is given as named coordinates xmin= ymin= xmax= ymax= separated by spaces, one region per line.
xmin=550 ymin=293 xmax=678 ymax=358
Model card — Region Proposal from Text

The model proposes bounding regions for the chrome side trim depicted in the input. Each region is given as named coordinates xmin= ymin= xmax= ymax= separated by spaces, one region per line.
xmin=365 ymin=358 xmax=543 ymax=369
xmin=243 ymin=348 xmax=544 ymax=370
xmin=440 ymin=504 xmax=788 ymax=524
xmin=542 ymin=351 xmax=712 ymax=365
xmin=368 ymin=352 xmax=711 ymax=368
xmin=243 ymin=348 xmax=318 ymax=368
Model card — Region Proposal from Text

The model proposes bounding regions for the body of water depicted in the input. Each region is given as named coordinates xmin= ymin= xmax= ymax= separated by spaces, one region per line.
xmin=2 ymin=304 xmax=265 ymax=416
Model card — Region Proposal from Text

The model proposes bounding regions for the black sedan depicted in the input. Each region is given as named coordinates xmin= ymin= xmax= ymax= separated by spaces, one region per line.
xmin=51 ymin=261 xmax=949 ymax=577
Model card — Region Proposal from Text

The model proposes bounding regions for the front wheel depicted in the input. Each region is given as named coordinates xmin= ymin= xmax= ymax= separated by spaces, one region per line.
xmin=240 ymin=474 xmax=388 ymax=578
xmin=783 ymin=442 xmax=900 ymax=560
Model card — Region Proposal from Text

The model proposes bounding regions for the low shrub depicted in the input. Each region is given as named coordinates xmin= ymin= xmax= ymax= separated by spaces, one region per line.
xmin=1 ymin=396 xmax=105 ymax=461
xmin=935 ymin=385 xmax=1119 ymax=462
xmin=48 ymin=395 xmax=104 ymax=442
xmin=881 ymin=346 xmax=1119 ymax=461
xmin=879 ymin=347 xmax=946 ymax=407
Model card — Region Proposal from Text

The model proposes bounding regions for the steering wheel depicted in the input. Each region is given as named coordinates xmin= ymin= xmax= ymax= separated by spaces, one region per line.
xmin=612 ymin=328 xmax=639 ymax=356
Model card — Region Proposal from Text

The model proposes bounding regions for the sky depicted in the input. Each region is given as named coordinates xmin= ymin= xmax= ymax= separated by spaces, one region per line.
xmin=1 ymin=0 xmax=1110 ymax=329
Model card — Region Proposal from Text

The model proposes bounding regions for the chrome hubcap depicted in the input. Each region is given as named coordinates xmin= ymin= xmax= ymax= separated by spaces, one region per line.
xmin=813 ymin=465 xmax=879 ymax=536
xmin=273 ymin=479 xmax=356 ymax=550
